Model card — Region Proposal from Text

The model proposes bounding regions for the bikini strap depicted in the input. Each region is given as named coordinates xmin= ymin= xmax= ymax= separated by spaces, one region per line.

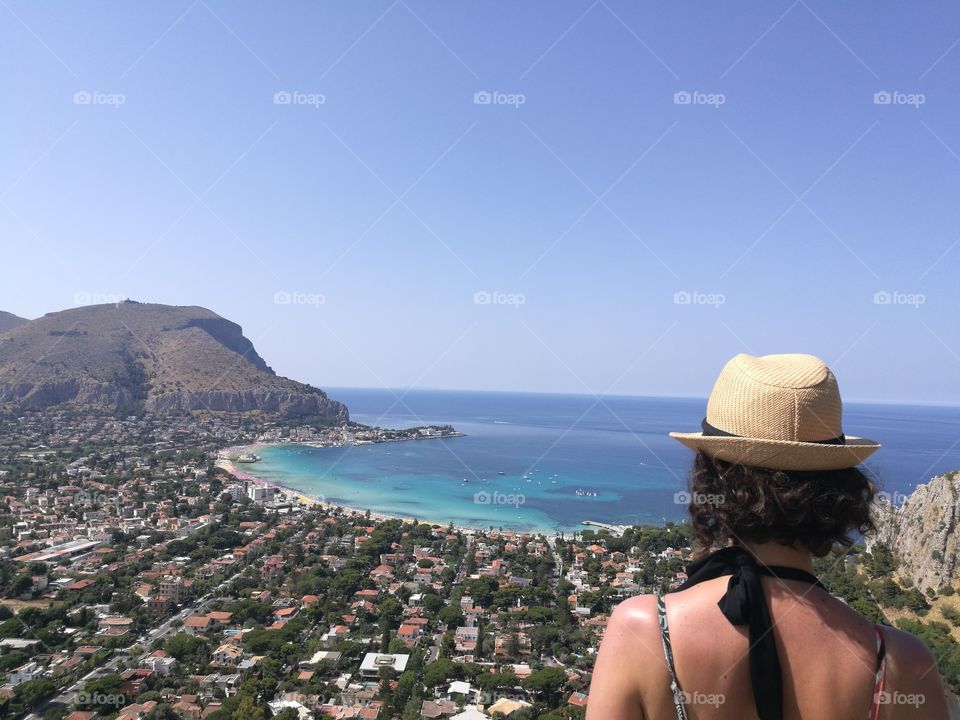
xmin=868 ymin=624 xmax=887 ymax=720
xmin=658 ymin=594 xmax=689 ymax=720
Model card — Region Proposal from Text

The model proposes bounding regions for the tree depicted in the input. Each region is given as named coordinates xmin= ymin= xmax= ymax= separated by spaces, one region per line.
xmin=523 ymin=667 xmax=567 ymax=706
xmin=864 ymin=543 xmax=896 ymax=578
xmin=164 ymin=632 xmax=207 ymax=663
xmin=424 ymin=659 xmax=456 ymax=687
xmin=233 ymin=695 xmax=266 ymax=720
xmin=14 ymin=679 xmax=57 ymax=710
xmin=380 ymin=622 xmax=392 ymax=652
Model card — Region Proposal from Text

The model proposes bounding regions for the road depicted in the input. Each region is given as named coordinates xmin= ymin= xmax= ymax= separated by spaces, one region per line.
xmin=36 ymin=575 xmax=236 ymax=715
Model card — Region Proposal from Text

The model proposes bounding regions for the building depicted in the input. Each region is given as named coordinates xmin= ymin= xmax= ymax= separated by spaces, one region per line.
xmin=212 ymin=644 xmax=243 ymax=668
xmin=247 ymin=485 xmax=275 ymax=503
xmin=8 ymin=661 xmax=44 ymax=686
xmin=183 ymin=615 xmax=212 ymax=635
xmin=140 ymin=651 xmax=177 ymax=675
xmin=455 ymin=626 xmax=479 ymax=653
xmin=358 ymin=653 xmax=409 ymax=679
xmin=397 ymin=623 xmax=422 ymax=646
xmin=159 ymin=576 xmax=184 ymax=604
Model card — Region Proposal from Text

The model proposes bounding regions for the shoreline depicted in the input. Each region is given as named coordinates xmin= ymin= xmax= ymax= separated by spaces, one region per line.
xmin=215 ymin=442 xmax=572 ymax=538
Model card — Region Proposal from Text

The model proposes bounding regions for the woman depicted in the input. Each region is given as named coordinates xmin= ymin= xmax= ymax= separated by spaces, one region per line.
xmin=587 ymin=353 xmax=952 ymax=720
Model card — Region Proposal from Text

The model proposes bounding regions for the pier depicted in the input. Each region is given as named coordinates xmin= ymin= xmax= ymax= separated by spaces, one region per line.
xmin=581 ymin=520 xmax=630 ymax=537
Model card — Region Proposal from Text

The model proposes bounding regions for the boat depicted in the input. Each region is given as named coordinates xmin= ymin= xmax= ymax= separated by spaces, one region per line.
xmin=498 ymin=471 xmax=506 ymax=476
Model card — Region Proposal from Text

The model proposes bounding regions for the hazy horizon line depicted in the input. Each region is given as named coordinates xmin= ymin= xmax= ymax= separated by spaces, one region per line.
xmin=322 ymin=385 xmax=960 ymax=409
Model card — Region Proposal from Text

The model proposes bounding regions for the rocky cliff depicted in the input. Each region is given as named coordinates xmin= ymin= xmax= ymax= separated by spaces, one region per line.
xmin=869 ymin=470 xmax=960 ymax=591
xmin=0 ymin=301 xmax=348 ymax=422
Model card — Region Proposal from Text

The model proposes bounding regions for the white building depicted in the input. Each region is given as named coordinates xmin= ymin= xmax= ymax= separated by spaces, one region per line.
xmin=247 ymin=485 xmax=276 ymax=503
xmin=358 ymin=653 xmax=409 ymax=678
xmin=8 ymin=662 xmax=44 ymax=686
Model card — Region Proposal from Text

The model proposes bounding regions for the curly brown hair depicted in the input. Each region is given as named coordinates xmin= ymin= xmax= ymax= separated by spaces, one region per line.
xmin=687 ymin=451 xmax=877 ymax=557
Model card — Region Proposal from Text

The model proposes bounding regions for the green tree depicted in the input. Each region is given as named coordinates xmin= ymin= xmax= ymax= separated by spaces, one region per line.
xmin=233 ymin=695 xmax=266 ymax=720
xmin=523 ymin=667 xmax=567 ymax=706
xmin=14 ymin=679 xmax=57 ymax=710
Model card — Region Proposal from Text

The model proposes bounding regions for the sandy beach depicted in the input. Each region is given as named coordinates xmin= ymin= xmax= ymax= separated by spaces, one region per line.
xmin=215 ymin=444 xmax=565 ymax=539
xmin=216 ymin=444 xmax=467 ymax=531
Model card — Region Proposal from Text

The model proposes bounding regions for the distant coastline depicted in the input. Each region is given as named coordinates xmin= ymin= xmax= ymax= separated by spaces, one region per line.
xmin=212 ymin=391 xmax=960 ymax=534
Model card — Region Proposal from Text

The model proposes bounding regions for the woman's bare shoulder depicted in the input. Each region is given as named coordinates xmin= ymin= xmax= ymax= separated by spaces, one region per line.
xmin=610 ymin=593 xmax=660 ymax=625
xmin=601 ymin=595 xmax=664 ymax=664
xmin=586 ymin=595 xmax=665 ymax=720
xmin=883 ymin=624 xmax=938 ymax=665
xmin=880 ymin=625 xmax=953 ymax=717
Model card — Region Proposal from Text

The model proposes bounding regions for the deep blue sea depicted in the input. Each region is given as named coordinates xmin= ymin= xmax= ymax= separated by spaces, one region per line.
xmin=248 ymin=389 xmax=960 ymax=533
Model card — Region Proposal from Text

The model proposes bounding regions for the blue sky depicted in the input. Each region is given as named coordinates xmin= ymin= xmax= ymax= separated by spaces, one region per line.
xmin=3 ymin=2 xmax=960 ymax=403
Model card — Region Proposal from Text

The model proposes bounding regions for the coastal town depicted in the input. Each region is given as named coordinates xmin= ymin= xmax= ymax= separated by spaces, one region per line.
xmin=0 ymin=409 xmax=958 ymax=719
xmin=0 ymin=409 xmax=698 ymax=720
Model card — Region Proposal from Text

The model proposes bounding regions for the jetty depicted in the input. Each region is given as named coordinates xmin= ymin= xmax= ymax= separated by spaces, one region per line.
xmin=581 ymin=520 xmax=630 ymax=537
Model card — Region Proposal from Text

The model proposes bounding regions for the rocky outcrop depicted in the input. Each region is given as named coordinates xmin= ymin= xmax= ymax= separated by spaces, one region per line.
xmin=0 ymin=301 xmax=348 ymax=421
xmin=184 ymin=317 xmax=275 ymax=375
xmin=868 ymin=470 xmax=960 ymax=591
xmin=0 ymin=378 xmax=139 ymax=409
xmin=145 ymin=389 xmax=348 ymax=421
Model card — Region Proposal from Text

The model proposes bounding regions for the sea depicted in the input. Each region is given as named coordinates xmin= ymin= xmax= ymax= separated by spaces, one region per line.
xmin=246 ymin=389 xmax=960 ymax=534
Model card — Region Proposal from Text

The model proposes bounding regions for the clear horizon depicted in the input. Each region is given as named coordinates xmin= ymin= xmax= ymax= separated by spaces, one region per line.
xmin=4 ymin=2 xmax=960 ymax=404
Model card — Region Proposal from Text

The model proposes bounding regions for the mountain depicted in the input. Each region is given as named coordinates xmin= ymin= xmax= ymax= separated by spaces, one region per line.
xmin=869 ymin=470 xmax=960 ymax=591
xmin=0 ymin=301 xmax=348 ymax=421
xmin=0 ymin=311 xmax=28 ymax=334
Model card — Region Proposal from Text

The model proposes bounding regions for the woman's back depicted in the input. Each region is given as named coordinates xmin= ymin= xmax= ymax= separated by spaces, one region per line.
xmin=658 ymin=576 xmax=886 ymax=719
xmin=587 ymin=574 xmax=949 ymax=719
xmin=587 ymin=354 xmax=953 ymax=719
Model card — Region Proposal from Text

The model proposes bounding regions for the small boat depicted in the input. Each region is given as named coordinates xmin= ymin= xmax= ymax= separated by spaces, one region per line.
xmin=498 ymin=471 xmax=506 ymax=476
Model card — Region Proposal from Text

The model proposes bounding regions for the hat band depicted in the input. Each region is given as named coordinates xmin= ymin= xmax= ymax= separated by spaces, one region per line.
xmin=701 ymin=418 xmax=846 ymax=446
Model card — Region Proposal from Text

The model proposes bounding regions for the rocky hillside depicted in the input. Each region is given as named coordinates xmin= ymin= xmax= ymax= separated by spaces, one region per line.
xmin=0 ymin=301 xmax=348 ymax=421
xmin=869 ymin=470 xmax=960 ymax=591
xmin=0 ymin=311 xmax=28 ymax=334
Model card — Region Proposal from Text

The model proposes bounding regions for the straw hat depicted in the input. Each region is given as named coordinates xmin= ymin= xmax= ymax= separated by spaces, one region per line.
xmin=670 ymin=353 xmax=880 ymax=471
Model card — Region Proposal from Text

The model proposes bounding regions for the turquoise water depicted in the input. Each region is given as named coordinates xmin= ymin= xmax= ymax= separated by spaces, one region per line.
xmin=247 ymin=390 xmax=960 ymax=533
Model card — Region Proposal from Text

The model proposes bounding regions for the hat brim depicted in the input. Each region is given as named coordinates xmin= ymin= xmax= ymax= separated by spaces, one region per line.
xmin=668 ymin=432 xmax=880 ymax=471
